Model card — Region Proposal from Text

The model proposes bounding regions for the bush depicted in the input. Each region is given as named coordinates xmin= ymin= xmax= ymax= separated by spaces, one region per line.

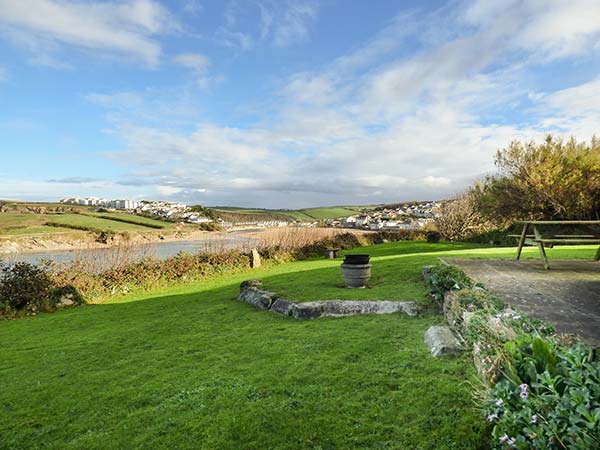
xmin=484 ymin=337 xmax=600 ymax=449
xmin=0 ymin=262 xmax=55 ymax=315
xmin=426 ymin=230 xmax=441 ymax=243
xmin=466 ymin=229 xmax=514 ymax=246
xmin=198 ymin=222 xmax=223 ymax=231
xmin=425 ymin=264 xmax=473 ymax=304
xmin=435 ymin=191 xmax=489 ymax=241
xmin=473 ymin=135 xmax=600 ymax=224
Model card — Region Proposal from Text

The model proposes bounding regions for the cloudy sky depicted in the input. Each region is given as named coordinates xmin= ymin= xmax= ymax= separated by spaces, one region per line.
xmin=1 ymin=0 xmax=600 ymax=208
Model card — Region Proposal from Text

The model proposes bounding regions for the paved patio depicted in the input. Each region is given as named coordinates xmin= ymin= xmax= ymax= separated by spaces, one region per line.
xmin=443 ymin=258 xmax=600 ymax=346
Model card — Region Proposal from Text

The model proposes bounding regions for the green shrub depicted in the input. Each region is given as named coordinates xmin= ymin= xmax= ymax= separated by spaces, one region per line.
xmin=0 ymin=261 xmax=55 ymax=315
xmin=484 ymin=337 xmax=600 ymax=449
xmin=426 ymin=230 xmax=441 ymax=243
xmin=466 ymin=229 xmax=514 ymax=246
xmin=45 ymin=221 xmax=106 ymax=233
xmin=198 ymin=222 xmax=223 ymax=231
xmin=425 ymin=264 xmax=473 ymax=304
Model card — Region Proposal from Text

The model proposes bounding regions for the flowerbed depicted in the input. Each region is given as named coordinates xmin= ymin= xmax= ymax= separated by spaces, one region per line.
xmin=425 ymin=264 xmax=600 ymax=449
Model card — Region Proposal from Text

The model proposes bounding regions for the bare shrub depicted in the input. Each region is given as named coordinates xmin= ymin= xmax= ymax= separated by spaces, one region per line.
xmin=435 ymin=191 xmax=487 ymax=241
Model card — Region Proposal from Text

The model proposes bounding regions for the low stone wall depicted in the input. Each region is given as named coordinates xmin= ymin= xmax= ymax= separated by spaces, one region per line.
xmin=238 ymin=280 xmax=418 ymax=320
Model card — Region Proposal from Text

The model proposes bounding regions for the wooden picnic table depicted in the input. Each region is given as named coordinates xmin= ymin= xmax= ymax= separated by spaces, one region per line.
xmin=511 ymin=220 xmax=600 ymax=269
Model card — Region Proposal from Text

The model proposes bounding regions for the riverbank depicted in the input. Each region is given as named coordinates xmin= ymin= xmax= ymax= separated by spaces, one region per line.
xmin=0 ymin=229 xmax=225 ymax=256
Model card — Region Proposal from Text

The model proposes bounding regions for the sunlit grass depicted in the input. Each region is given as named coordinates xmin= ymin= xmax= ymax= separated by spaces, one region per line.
xmin=0 ymin=241 xmax=596 ymax=449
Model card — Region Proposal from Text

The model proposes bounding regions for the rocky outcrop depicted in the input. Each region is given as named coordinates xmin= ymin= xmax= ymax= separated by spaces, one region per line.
xmin=424 ymin=326 xmax=463 ymax=357
xmin=237 ymin=280 xmax=419 ymax=320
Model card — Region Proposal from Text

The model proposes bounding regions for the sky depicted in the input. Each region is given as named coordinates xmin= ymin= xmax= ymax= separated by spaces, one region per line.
xmin=1 ymin=0 xmax=600 ymax=208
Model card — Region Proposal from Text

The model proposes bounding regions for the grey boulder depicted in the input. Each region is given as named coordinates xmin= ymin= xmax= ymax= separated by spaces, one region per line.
xmin=424 ymin=326 xmax=463 ymax=357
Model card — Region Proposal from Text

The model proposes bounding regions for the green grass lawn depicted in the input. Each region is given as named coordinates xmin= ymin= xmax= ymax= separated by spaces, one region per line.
xmin=1 ymin=241 xmax=597 ymax=449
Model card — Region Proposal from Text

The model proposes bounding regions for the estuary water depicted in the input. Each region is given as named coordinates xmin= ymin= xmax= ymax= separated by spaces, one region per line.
xmin=2 ymin=230 xmax=261 ymax=268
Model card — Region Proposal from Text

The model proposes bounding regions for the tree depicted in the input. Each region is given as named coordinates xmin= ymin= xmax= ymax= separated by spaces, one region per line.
xmin=473 ymin=135 xmax=600 ymax=225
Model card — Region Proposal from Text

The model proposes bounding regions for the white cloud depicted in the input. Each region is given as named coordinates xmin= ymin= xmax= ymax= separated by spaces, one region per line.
xmin=0 ymin=0 xmax=178 ymax=67
xmin=83 ymin=1 xmax=600 ymax=207
xmin=532 ymin=77 xmax=600 ymax=137
xmin=464 ymin=0 xmax=600 ymax=59
xmin=215 ymin=28 xmax=253 ymax=50
xmin=272 ymin=2 xmax=317 ymax=47
xmin=258 ymin=3 xmax=274 ymax=40
xmin=182 ymin=0 xmax=202 ymax=15
xmin=173 ymin=53 xmax=211 ymax=87
xmin=215 ymin=1 xmax=318 ymax=51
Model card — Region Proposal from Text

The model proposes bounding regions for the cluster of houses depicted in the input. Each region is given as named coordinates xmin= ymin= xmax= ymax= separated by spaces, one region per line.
xmin=59 ymin=197 xmax=441 ymax=231
xmin=218 ymin=220 xmax=317 ymax=229
xmin=59 ymin=197 xmax=211 ymax=224
xmin=60 ymin=197 xmax=147 ymax=210
xmin=325 ymin=202 xmax=440 ymax=231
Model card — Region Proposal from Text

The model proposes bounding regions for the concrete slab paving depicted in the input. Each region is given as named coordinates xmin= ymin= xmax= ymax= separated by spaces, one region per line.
xmin=443 ymin=258 xmax=600 ymax=346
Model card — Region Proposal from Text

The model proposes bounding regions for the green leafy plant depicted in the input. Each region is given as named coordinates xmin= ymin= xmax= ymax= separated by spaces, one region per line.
xmin=425 ymin=264 xmax=473 ymax=304
xmin=484 ymin=337 xmax=600 ymax=449
xmin=0 ymin=261 xmax=55 ymax=315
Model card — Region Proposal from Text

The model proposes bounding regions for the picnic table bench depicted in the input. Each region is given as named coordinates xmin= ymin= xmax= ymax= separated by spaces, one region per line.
xmin=510 ymin=220 xmax=600 ymax=269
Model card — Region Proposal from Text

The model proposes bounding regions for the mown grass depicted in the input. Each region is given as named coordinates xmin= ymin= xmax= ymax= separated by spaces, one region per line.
xmin=1 ymin=241 xmax=597 ymax=449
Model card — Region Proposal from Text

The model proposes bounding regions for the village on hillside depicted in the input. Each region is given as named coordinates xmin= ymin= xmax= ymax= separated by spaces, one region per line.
xmin=59 ymin=197 xmax=212 ymax=224
xmin=59 ymin=197 xmax=441 ymax=230
xmin=326 ymin=201 xmax=440 ymax=230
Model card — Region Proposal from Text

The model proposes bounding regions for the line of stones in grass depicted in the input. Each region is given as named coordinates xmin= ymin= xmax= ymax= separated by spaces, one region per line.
xmin=421 ymin=266 xmax=464 ymax=357
xmin=237 ymin=279 xmax=419 ymax=320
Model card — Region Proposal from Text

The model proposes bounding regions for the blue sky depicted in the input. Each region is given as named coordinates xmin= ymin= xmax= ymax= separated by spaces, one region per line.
xmin=1 ymin=0 xmax=600 ymax=208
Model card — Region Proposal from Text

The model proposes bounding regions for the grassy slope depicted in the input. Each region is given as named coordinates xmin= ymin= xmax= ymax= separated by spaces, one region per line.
xmin=47 ymin=214 xmax=159 ymax=232
xmin=0 ymin=213 xmax=80 ymax=235
xmin=1 ymin=242 xmax=597 ymax=449
xmin=0 ymin=211 xmax=173 ymax=236
xmin=297 ymin=207 xmax=360 ymax=220
xmin=213 ymin=206 xmax=364 ymax=221
xmin=88 ymin=212 xmax=174 ymax=229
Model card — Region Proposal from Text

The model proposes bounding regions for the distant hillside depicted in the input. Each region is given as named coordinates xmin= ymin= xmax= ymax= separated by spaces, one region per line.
xmin=211 ymin=205 xmax=371 ymax=222
xmin=0 ymin=201 xmax=175 ymax=237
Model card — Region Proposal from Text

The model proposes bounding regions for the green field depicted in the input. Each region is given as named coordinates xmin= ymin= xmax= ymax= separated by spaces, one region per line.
xmin=298 ymin=206 xmax=362 ymax=220
xmin=2 ymin=242 xmax=597 ymax=449
xmin=0 ymin=206 xmax=173 ymax=237
xmin=0 ymin=212 xmax=77 ymax=235
xmin=213 ymin=205 xmax=366 ymax=221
